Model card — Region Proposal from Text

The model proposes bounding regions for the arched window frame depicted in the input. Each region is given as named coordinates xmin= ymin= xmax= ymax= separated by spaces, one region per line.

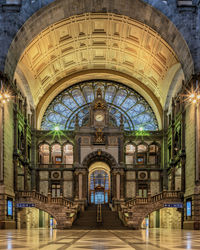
xmin=38 ymin=142 xmax=50 ymax=164
xmin=125 ymin=142 xmax=137 ymax=165
xmin=62 ymin=142 xmax=74 ymax=164
xmin=136 ymin=142 xmax=148 ymax=165
xmin=41 ymin=80 xmax=158 ymax=131
xmin=51 ymin=142 xmax=62 ymax=164
xmin=148 ymin=142 xmax=161 ymax=166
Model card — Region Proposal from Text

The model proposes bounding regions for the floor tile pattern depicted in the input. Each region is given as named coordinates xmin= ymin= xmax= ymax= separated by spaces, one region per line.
xmin=0 ymin=228 xmax=199 ymax=249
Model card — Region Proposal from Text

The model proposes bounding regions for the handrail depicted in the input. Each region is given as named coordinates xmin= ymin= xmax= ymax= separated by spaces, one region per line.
xmin=16 ymin=190 xmax=74 ymax=208
xmin=125 ymin=190 xmax=182 ymax=207
xmin=38 ymin=164 xmax=73 ymax=169
xmin=97 ymin=204 xmax=102 ymax=223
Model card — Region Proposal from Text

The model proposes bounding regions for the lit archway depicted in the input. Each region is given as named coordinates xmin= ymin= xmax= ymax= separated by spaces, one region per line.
xmin=88 ymin=162 xmax=110 ymax=204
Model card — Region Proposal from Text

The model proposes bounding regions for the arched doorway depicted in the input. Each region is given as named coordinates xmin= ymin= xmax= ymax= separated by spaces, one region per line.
xmin=88 ymin=162 xmax=110 ymax=204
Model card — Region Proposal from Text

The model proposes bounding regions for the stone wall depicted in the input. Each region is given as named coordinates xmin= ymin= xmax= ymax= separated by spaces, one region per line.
xmin=150 ymin=172 xmax=160 ymax=195
xmin=63 ymin=171 xmax=73 ymax=198
xmin=3 ymin=103 xmax=14 ymax=195
xmin=185 ymin=104 xmax=196 ymax=196
xmin=17 ymin=207 xmax=50 ymax=229
xmin=160 ymin=207 xmax=181 ymax=229
xmin=149 ymin=208 xmax=181 ymax=229
xmin=0 ymin=103 xmax=15 ymax=228
xmin=39 ymin=171 xmax=49 ymax=196
xmin=126 ymin=171 xmax=136 ymax=198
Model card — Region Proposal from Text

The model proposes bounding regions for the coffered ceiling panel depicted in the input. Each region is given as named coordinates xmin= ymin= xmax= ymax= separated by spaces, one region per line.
xmin=17 ymin=13 xmax=178 ymax=107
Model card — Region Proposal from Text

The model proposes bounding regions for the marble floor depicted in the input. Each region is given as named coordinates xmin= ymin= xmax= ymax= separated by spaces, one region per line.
xmin=0 ymin=228 xmax=199 ymax=250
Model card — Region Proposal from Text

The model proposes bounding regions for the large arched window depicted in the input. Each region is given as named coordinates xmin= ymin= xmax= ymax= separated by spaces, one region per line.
xmin=51 ymin=144 xmax=61 ymax=164
xmin=39 ymin=144 xmax=49 ymax=164
xmin=63 ymin=144 xmax=73 ymax=164
xmin=125 ymin=144 xmax=136 ymax=164
xmin=41 ymin=80 xmax=158 ymax=131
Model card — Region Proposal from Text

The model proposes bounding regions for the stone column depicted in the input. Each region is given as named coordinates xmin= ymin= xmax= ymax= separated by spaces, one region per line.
xmin=116 ymin=173 xmax=120 ymax=200
xmin=14 ymin=158 xmax=18 ymax=191
xmin=118 ymin=136 xmax=124 ymax=164
xmin=0 ymin=106 xmax=3 ymax=182
xmin=163 ymin=110 xmax=168 ymax=189
xmin=78 ymin=173 xmax=83 ymax=200
xmin=61 ymin=145 xmax=64 ymax=164
xmin=74 ymin=172 xmax=79 ymax=199
xmin=171 ymin=167 xmax=175 ymax=191
xmin=112 ymin=172 xmax=116 ymax=199
xmin=170 ymin=98 xmax=176 ymax=190
xmin=49 ymin=145 xmax=52 ymax=164
xmin=31 ymin=130 xmax=37 ymax=191
xmin=74 ymin=136 xmax=81 ymax=166
xmin=120 ymin=171 xmax=125 ymax=199
xmin=24 ymin=165 xmax=28 ymax=191
xmin=82 ymin=170 xmax=88 ymax=200
xmin=195 ymin=103 xmax=200 ymax=182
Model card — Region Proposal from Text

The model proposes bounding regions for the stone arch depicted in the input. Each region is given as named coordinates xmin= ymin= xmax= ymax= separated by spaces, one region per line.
xmin=5 ymin=0 xmax=193 ymax=84
xmin=131 ymin=199 xmax=182 ymax=229
xmin=33 ymin=203 xmax=59 ymax=223
xmin=82 ymin=150 xmax=117 ymax=168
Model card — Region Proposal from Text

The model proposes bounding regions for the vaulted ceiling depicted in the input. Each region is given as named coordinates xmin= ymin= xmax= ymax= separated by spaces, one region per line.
xmin=16 ymin=13 xmax=179 ymax=113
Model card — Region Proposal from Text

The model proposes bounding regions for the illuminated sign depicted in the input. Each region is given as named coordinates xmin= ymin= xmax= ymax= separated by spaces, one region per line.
xmin=164 ymin=204 xmax=183 ymax=208
xmin=16 ymin=203 xmax=35 ymax=208
xmin=186 ymin=201 xmax=192 ymax=216
xmin=7 ymin=200 xmax=13 ymax=216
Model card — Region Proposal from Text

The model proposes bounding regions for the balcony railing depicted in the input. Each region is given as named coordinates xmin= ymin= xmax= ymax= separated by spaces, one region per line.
xmin=125 ymin=190 xmax=183 ymax=207
xmin=38 ymin=164 xmax=73 ymax=169
xmin=16 ymin=190 xmax=75 ymax=208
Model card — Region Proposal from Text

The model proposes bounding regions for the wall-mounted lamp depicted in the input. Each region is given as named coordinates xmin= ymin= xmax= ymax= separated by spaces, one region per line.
xmin=181 ymin=74 xmax=200 ymax=104
xmin=0 ymin=73 xmax=12 ymax=105
xmin=0 ymin=82 xmax=11 ymax=104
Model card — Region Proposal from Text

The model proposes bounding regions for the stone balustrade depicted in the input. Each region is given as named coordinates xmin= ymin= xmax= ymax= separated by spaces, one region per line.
xmin=125 ymin=190 xmax=182 ymax=207
xmin=15 ymin=191 xmax=79 ymax=229
xmin=119 ymin=190 xmax=183 ymax=229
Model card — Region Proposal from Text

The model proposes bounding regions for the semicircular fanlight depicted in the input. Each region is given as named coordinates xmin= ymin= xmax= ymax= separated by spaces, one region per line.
xmin=41 ymin=80 xmax=158 ymax=131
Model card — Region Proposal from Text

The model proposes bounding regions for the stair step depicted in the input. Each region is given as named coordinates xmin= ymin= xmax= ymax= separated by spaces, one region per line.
xmin=72 ymin=204 xmax=127 ymax=229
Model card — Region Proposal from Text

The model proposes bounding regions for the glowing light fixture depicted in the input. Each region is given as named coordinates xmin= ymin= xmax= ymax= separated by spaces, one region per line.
xmin=182 ymin=75 xmax=200 ymax=105
xmin=54 ymin=126 xmax=60 ymax=131
xmin=0 ymin=79 xmax=11 ymax=104
xmin=190 ymin=93 xmax=195 ymax=98
xmin=193 ymin=99 xmax=197 ymax=104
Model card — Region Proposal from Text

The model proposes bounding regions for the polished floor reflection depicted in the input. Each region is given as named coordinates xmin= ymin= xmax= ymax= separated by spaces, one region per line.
xmin=0 ymin=228 xmax=199 ymax=250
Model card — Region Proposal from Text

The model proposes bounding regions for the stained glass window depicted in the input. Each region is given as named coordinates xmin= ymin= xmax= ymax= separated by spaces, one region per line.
xmin=41 ymin=80 xmax=158 ymax=131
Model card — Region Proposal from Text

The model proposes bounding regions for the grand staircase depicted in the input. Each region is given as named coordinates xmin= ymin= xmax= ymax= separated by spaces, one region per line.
xmin=16 ymin=190 xmax=183 ymax=230
xmin=16 ymin=191 xmax=79 ymax=229
xmin=119 ymin=190 xmax=183 ymax=229
xmin=72 ymin=204 xmax=126 ymax=230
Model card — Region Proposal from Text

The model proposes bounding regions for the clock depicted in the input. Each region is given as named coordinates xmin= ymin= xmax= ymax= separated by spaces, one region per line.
xmin=95 ymin=114 xmax=104 ymax=122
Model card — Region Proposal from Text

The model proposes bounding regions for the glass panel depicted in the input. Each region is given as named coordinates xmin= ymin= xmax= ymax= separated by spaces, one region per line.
xmin=138 ymin=144 xmax=147 ymax=152
xmin=89 ymin=170 xmax=109 ymax=204
xmin=83 ymin=85 xmax=94 ymax=102
xmin=95 ymin=191 xmax=104 ymax=204
xmin=105 ymin=85 xmax=116 ymax=103
xmin=91 ymin=192 xmax=94 ymax=203
xmin=41 ymin=80 xmax=158 ymax=131
xmin=126 ymin=144 xmax=135 ymax=153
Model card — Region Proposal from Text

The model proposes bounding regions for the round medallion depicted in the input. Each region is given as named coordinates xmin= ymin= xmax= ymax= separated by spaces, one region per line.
xmin=139 ymin=172 xmax=146 ymax=179
xmin=52 ymin=172 xmax=59 ymax=178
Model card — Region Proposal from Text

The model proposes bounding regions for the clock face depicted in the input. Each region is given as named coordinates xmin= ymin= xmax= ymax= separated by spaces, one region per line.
xmin=95 ymin=114 xmax=104 ymax=122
